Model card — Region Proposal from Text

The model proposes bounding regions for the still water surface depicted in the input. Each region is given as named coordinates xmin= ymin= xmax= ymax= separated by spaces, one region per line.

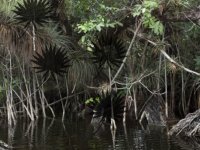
xmin=0 ymin=117 xmax=192 ymax=150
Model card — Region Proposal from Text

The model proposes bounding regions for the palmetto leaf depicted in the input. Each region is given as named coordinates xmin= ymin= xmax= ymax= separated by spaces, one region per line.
xmin=93 ymin=92 xmax=125 ymax=123
xmin=31 ymin=45 xmax=70 ymax=80
xmin=13 ymin=0 xmax=52 ymax=28
xmin=92 ymin=31 xmax=126 ymax=70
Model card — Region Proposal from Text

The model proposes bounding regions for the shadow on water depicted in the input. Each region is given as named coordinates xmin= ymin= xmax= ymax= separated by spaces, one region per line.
xmin=0 ymin=117 xmax=194 ymax=150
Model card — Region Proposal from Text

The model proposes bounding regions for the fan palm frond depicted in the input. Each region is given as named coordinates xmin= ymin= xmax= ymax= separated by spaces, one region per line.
xmin=167 ymin=62 xmax=178 ymax=74
xmin=92 ymin=31 xmax=126 ymax=70
xmin=13 ymin=0 xmax=52 ymax=28
xmin=31 ymin=45 xmax=70 ymax=80
xmin=93 ymin=92 xmax=125 ymax=123
xmin=0 ymin=11 xmax=71 ymax=63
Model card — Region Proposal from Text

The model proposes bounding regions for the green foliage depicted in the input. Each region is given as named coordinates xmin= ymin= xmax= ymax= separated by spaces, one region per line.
xmin=74 ymin=1 xmax=123 ymax=48
xmin=77 ymin=16 xmax=122 ymax=51
xmin=66 ymin=0 xmax=125 ymax=19
xmin=132 ymin=0 xmax=164 ymax=35
xmin=0 ymin=0 xmax=23 ymax=16
xmin=77 ymin=15 xmax=122 ymax=33
xmin=85 ymin=97 xmax=100 ymax=105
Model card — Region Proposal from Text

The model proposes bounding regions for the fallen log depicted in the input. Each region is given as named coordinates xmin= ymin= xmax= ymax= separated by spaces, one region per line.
xmin=169 ymin=109 xmax=200 ymax=136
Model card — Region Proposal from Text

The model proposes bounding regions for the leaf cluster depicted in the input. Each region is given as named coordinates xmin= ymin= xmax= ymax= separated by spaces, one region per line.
xmin=132 ymin=0 xmax=164 ymax=35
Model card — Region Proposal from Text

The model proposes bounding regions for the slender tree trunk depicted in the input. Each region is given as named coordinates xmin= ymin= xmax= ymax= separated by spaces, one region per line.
xmin=32 ymin=24 xmax=36 ymax=51
xmin=33 ymin=73 xmax=38 ymax=118
xmin=133 ymin=87 xmax=138 ymax=120
xmin=164 ymin=57 xmax=168 ymax=118
xmin=109 ymin=67 xmax=116 ymax=130
xmin=170 ymin=73 xmax=175 ymax=116
xmin=181 ymin=70 xmax=186 ymax=115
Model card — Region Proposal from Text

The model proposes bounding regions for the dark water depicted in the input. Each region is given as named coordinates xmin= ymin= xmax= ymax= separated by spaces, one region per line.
xmin=0 ymin=117 xmax=193 ymax=150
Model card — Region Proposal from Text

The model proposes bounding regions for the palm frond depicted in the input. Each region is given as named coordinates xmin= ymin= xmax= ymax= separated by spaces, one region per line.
xmin=0 ymin=0 xmax=23 ymax=16
xmin=92 ymin=31 xmax=126 ymax=70
xmin=0 ymin=11 xmax=34 ymax=58
xmin=13 ymin=0 xmax=52 ymax=28
xmin=31 ymin=45 xmax=70 ymax=80
xmin=37 ymin=23 xmax=72 ymax=48
xmin=93 ymin=92 xmax=125 ymax=123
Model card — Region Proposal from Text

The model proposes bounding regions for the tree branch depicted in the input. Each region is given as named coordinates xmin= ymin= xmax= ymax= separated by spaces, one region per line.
xmin=160 ymin=50 xmax=200 ymax=76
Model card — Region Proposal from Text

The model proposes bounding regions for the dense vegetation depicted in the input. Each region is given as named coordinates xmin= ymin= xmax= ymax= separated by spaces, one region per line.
xmin=0 ymin=0 xmax=200 ymax=127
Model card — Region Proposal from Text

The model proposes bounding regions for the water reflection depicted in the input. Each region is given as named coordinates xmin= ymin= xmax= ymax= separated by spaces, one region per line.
xmin=0 ymin=117 xmax=185 ymax=150
xmin=172 ymin=136 xmax=200 ymax=150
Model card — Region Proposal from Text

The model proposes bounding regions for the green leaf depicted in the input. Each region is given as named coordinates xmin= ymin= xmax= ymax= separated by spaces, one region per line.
xmin=96 ymin=22 xmax=104 ymax=31
xmin=143 ymin=0 xmax=158 ymax=9
xmin=151 ymin=21 xmax=164 ymax=35
xmin=132 ymin=4 xmax=142 ymax=17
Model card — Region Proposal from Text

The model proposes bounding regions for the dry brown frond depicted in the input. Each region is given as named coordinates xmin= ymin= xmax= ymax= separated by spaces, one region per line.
xmin=0 ymin=12 xmax=33 ymax=61
xmin=167 ymin=62 xmax=178 ymax=74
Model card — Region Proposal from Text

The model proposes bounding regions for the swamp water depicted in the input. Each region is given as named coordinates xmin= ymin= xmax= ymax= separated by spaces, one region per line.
xmin=0 ymin=117 xmax=195 ymax=150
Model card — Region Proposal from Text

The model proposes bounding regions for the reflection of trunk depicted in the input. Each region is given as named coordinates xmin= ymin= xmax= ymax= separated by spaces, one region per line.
xmin=7 ymin=124 xmax=16 ymax=149
xmin=42 ymin=118 xmax=46 ymax=145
